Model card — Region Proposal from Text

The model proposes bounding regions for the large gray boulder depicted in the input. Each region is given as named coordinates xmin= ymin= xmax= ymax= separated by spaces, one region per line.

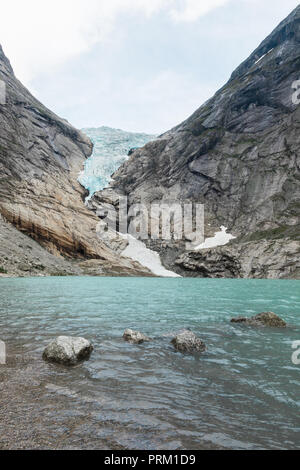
xmin=231 ymin=312 xmax=287 ymax=328
xmin=43 ymin=336 xmax=94 ymax=365
xmin=123 ymin=329 xmax=151 ymax=344
xmin=171 ymin=330 xmax=206 ymax=353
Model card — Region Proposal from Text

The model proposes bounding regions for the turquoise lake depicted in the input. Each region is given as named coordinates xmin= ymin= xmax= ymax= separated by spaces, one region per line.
xmin=0 ymin=277 xmax=299 ymax=449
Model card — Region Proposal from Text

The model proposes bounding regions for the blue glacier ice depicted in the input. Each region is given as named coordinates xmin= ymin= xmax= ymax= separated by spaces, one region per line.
xmin=78 ymin=126 xmax=156 ymax=198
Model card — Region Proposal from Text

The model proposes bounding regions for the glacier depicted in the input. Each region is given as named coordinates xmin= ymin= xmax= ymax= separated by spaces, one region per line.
xmin=79 ymin=126 xmax=156 ymax=198
xmin=78 ymin=126 xmax=181 ymax=277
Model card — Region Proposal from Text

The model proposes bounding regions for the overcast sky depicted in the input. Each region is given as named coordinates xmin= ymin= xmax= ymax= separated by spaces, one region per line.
xmin=0 ymin=0 xmax=299 ymax=133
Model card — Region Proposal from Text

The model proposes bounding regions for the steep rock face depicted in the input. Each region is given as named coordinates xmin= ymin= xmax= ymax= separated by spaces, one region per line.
xmin=92 ymin=6 xmax=300 ymax=278
xmin=0 ymin=45 xmax=151 ymax=276
xmin=176 ymin=238 xmax=300 ymax=279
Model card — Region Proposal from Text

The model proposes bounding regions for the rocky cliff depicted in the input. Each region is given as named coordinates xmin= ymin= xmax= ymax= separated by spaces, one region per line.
xmin=92 ymin=6 xmax=300 ymax=279
xmin=0 ymin=45 xmax=151 ymax=277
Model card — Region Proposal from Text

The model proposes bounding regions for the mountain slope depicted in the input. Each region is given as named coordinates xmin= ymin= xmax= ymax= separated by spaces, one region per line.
xmin=0 ymin=45 xmax=151 ymax=277
xmin=92 ymin=6 xmax=300 ymax=279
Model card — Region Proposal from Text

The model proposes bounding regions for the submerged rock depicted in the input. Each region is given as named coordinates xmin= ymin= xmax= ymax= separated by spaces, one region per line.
xmin=231 ymin=312 xmax=286 ymax=328
xmin=123 ymin=329 xmax=151 ymax=344
xmin=43 ymin=336 xmax=94 ymax=365
xmin=171 ymin=330 xmax=206 ymax=353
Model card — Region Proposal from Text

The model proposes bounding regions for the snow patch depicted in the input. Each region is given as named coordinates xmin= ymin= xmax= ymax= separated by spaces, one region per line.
xmin=255 ymin=48 xmax=274 ymax=65
xmin=121 ymin=234 xmax=181 ymax=278
xmin=195 ymin=226 xmax=235 ymax=250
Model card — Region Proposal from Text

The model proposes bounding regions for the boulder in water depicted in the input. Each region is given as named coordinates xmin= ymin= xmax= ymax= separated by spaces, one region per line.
xmin=231 ymin=312 xmax=286 ymax=328
xmin=171 ymin=330 xmax=206 ymax=353
xmin=43 ymin=336 xmax=94 ymax=365
xmin=123 ymin=329 xmax=151 ymax=344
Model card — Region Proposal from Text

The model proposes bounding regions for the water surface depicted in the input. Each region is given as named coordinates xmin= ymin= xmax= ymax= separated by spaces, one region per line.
xmin=0 ymin=277 xmax=299 ymax=450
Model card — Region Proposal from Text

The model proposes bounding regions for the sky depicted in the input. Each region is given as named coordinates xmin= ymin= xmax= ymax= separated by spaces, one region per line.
xmin=0 ymin=0 xmax=299 ymax=133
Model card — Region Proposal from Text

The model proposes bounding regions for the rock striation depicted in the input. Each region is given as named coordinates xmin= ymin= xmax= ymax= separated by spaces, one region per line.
xmin=91 ymin=6 xmax=300 ymax=279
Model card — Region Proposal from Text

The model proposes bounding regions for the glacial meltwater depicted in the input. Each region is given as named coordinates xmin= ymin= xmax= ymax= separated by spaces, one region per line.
xmin=0 ymin=277 xmax=299 ymax=450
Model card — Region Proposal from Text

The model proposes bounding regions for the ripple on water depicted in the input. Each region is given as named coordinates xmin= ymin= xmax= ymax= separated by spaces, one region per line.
xmin=0 ymin=277 xmax=299 ymax=450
